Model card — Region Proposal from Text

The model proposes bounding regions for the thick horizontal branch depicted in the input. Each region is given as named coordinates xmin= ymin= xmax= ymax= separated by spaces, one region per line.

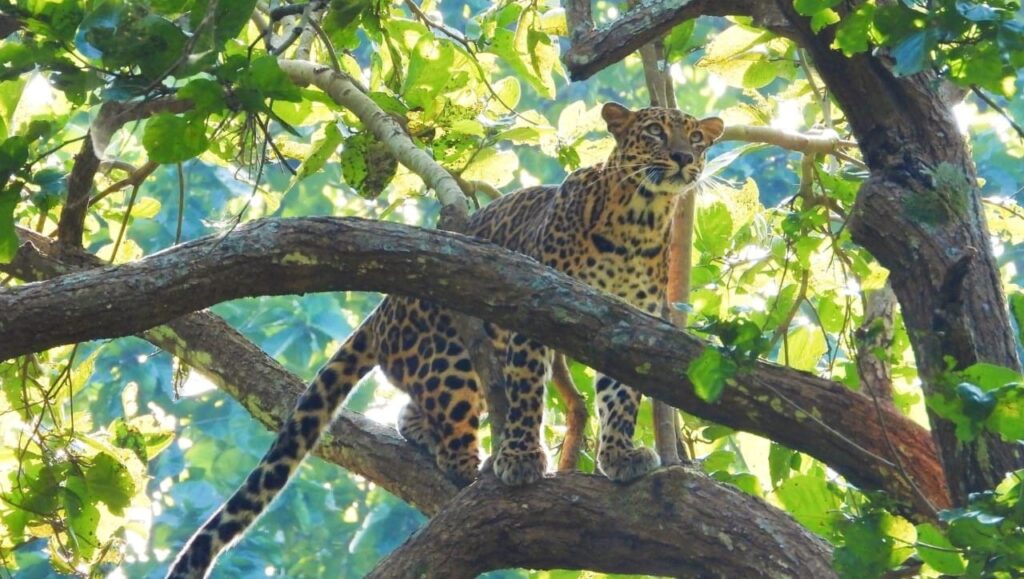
xmin=3 ymin=228 xmax=458 ymax=514
xmin=370 ymin=469 xmax=835 ymax=578
xmin=0 ymin=217 xmax=949 ymax=515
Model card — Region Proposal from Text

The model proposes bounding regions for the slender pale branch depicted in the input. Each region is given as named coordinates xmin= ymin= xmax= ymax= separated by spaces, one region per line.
xmin=277 ymin=59 xmax=468 ymax=221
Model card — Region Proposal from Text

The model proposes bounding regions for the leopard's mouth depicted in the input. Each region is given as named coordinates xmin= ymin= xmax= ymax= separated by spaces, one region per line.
xmin=645 ymin=165 xmax=693 ymax=190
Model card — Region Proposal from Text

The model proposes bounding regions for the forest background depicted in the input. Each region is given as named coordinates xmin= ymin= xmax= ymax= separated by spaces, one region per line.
xmin=0 ymin=0 xmax=1023 ymax=577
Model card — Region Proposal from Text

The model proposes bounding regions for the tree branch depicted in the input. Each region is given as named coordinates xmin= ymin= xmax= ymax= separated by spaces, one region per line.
xmin=2 ymin=227 xmax=459 ymax=514
xmin=277 ymin=59 xmax=468 ymax=223
xmin=0 ymin=217 xmax=950 ymax=516
xmin=369 ymin=469 xmax=836 ymax=578
xmin=562 ymin=0 xmax=790 ymax=81
xmin=7 ymin=229 xmax=836 ymax=578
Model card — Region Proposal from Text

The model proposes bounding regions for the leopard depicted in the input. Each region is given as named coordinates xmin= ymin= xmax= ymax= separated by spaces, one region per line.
xmin=168 ymin=102 xmax=724 ymax=578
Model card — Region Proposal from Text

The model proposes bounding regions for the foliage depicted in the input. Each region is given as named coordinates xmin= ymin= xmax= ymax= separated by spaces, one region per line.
xmin=0 ymin=0 xmax=1021 ymax=577
xmin=797 ymin=0 xmax=1023 ymax=95
xmin=927 ymin=363 xmax=1024 ymax=442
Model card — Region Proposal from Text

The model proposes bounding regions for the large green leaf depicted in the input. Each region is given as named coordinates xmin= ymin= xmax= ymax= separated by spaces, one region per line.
xmin=775 ymin=474 xmax=840 ymax=537
xmin=687 ymin=347 xmax=737 ymax=403
xmin=916 ymin=523 xmax=966 ymax=575
xmin=143 ymin=113 xmax=208 ymax=163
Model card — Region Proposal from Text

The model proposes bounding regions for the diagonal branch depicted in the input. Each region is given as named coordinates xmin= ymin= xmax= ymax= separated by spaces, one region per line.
xmin=4 ymin=227 xmax=458 ymax=514
xmin=561 ymin=0 xmax=790 ymax=81
xmin=0 ymin=217 xmax=949 ymax=516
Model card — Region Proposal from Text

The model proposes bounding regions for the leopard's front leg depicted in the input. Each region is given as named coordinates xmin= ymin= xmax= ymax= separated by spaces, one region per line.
xmin=492 ymin=333 xmax=551 ymax=485
xmin=595 ymin=374 xmax=661 ymax=481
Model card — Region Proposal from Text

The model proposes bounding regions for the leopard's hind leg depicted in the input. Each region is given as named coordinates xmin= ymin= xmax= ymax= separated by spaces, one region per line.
xmin=377 ymin=300 xmax=483 ymax=485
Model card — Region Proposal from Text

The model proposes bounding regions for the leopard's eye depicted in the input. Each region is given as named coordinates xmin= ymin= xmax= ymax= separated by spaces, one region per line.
xmin=646 ymin=124 xmax=665 ymax=138
xmin=689 ymin=130 xmax=704 ymax=144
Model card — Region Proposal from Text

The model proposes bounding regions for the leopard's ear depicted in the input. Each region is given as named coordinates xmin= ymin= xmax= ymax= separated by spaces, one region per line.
xmin=602 ymin=102 xmax=635 ymax=138
xmin=698 ymin=117 xmax=725 ymax=142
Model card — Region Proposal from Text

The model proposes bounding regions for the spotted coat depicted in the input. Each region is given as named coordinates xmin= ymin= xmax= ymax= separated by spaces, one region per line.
xmin=168 ymin=103 xmax=724 ymax=578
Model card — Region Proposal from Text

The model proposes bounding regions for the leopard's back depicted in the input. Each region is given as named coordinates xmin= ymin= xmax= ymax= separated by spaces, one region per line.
xmin=168 ymin=104 xmax=724 ymax=578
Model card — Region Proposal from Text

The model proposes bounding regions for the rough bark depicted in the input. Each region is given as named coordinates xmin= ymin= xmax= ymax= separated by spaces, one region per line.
xmin=369 ymin=469 xmax=835 ymax=579
xmin=3 ymin=228 xmax=459 ymax=514
xmin=562 ymin=0 xmax=791 ymax=81
xmin=1 ymin=217 xmax=949 ymax=515
xmin=772 ymin=0 xmax=1023 ymax=506
xmin=6 ymin=229 xmax=836 ymax=576
xmin=856 ymin=282 xmax=897 ymax=405
xmin=558 ymin=0 xmax=1022 ymax=509
xmin=56 ymin=136 xmax=98 ymax=249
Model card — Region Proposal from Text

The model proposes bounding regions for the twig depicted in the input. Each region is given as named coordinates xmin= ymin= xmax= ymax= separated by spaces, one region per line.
xmin=551 ymin=355 xmax=587 ymax=472
xmin=175 ymin=162 xmax=185 ymax=244
xmin=635 ymin=13 xmax=682 ymax=465
xmin=108 ymin=181 xmax=141 ymax=263
xmin=88 ymin=160 xmax=159 ymax=207
xmin=970 ymin=85 xmax=1024 ymax=141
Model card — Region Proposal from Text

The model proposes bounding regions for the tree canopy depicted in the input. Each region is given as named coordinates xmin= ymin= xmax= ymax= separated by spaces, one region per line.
xmin=1 ymin=0 xmax=1023 ymax=577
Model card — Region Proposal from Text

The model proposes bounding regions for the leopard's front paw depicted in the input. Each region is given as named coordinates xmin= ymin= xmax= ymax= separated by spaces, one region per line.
xmin=493 ymin=444 xmax=547 ymax=486
xmin=599 ymin=446 xmax=660 ymax=482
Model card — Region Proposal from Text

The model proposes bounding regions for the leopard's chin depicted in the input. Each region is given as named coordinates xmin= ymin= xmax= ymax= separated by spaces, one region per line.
xmin=642 ymin=173 xmax=693 ymax=195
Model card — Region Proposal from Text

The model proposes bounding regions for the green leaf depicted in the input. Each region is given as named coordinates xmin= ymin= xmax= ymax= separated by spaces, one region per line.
xmin=131 ymin=15 xmax=188 ymax=79
xmin=243 ymin=55 xmax=302 ymax=102
xmin=891 ymin=30 xmax=931 ymax=76
xmin=793 ymin=0 xmax=841 ymax=17
xmin=488 ymin=9 xmax=558 ymax=99
xmin=768 ymin=443 xmax=798 ymax=487
xmin=496 ymin=126 xmax=542 ymax=144
xmin=775 ymin=474 xmax=840 ymax=538
xmin=404 ymin=36 xmax=455 ymax=110
xmin=695 ymin=202 xmax=734 ymax=257
xmin=0 ymin=79 xmax=27 ymax=139
xmin=0 ymin=186 xmax=18 ymax=264
xmin=287 ymin=123 xmax=343 ymax=193
xmin=179 ymin=78 xmax=226 ymax=114
xmin=916 ymin=523 xmax=966 ymax=574
xmin=785 ymin=325 xmax=827 ymax=371
xmin=62 ymin=479 xmax=101 ymax=559
xmin=462 ymin=148 xmax=519 ymax=188
xmin=702 ymin=449 xmax=735 ymax=472
xmin=742 ymin=59 xmax=779 ymax=89
xmin=834 ymin=512 xmax=913 ymax=578
xmin=961 ymin=363 xmax=1021 ymax=391
xmin=834 ymin=3 xmax=876 ymax=56
xmin=340 ymin=132 xmax=398 ymax=199
xmin=190 ymin=0 xmax=258 ymax=45
xmin=664 ymin=20 xmax=697 ymax=61
xmin=987 ymin=384 xmax=1024 ymax=441
xmin=85 ymin=452 xmax=136 ymax=515
xmin=688 ymin=347 xmax=737 ymax=403
xmin=811 ymin=8 xmax=841 ymax=32
xmin=143 ymin=113 xmax=208 ymax=163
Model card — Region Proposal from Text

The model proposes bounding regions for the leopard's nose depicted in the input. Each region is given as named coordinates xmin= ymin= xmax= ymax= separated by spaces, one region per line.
xmin=670 ymin=151 xmax=693 ymax=167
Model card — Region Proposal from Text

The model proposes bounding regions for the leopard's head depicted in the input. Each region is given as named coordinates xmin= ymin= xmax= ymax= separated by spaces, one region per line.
xmin=602 ymin=102 xmax=724 ymax=194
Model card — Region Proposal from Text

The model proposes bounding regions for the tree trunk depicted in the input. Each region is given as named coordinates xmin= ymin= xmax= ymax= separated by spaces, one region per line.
xmin=774 ymin=1 xmax=1024 ymax=504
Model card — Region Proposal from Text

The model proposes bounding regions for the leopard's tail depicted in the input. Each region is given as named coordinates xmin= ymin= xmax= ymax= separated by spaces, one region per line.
xmin=166 ymin=323 xmax=377 ymax=579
